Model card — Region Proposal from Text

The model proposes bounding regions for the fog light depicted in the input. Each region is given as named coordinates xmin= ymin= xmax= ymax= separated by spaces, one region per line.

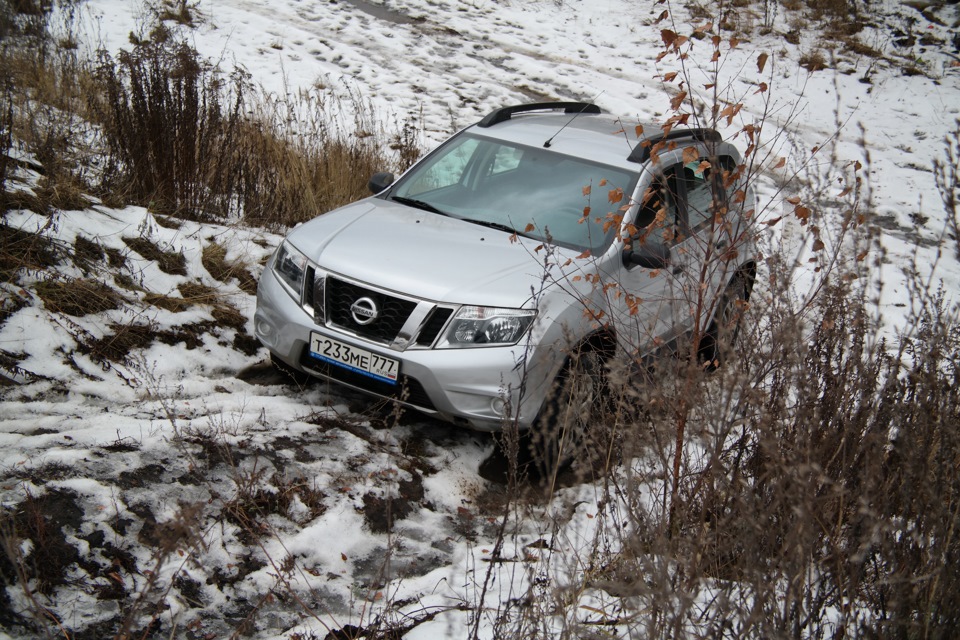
xmin=491 ymin=397 xmax=506 ymax=416
xmin=256 ymin=319 xmax=275 ymax=343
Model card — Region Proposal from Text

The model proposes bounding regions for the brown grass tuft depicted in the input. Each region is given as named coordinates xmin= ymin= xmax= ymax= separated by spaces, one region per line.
xmin=34 ymin=277 xmax=125 ymax=316
xmin=123 ymin=236 xmax=187 ymax=275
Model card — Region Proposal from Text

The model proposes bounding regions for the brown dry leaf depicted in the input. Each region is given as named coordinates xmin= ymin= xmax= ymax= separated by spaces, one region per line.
xmin=582 ymin=185 xmax=591 ymax=196
xmin=718 ymin=103 xmax=743 ymax=125
xmin=670 ymin=91 xmax=687 ymax=111
xmin=635 ymin=124 xmax=644 ymax=137
xmin=608 ymin=187 xmax=624 ymax=203
xmin=683 ymin=146 xmax=699 ymax=164
xmin=757 ymin=52 xmax=769 ymax=73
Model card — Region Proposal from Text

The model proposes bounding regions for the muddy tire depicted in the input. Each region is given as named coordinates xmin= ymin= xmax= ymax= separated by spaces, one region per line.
xmin=529 ymin=348 xmax=615 ymax=481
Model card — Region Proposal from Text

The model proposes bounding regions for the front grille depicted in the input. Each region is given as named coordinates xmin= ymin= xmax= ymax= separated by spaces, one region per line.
xmin=327 ymin=278 xmax=417 ymax=344
xmin=300 ymin=348 xmax=435 ymax=411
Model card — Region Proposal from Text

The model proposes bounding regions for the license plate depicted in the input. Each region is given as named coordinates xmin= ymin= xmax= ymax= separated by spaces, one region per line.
xmin=308 ymin=333 xmax=399 ymax=384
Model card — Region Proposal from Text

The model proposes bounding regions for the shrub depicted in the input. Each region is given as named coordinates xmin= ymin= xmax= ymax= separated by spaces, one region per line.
xmin=94 ymin=39 xmax=249 ymax=221
xmin=93 ymin=38 xmax=420 ymax=227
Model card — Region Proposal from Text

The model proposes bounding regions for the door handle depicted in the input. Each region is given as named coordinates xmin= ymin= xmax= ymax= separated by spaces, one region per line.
xmin=672 ymin=264 xmax=684 ymax=276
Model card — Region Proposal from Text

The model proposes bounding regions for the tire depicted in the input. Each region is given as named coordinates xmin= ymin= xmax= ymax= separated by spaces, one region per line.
xmin=528 ymin=348 xmax=614 ymax=481
xmin=699 ymin=274 xmax=748 ymax=368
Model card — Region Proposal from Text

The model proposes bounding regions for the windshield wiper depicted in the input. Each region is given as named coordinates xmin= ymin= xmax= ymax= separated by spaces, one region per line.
xmin=465 ymin=219 xmax=523 ymax=236
xmin=392 ymin=196 xmax=449 ymax=216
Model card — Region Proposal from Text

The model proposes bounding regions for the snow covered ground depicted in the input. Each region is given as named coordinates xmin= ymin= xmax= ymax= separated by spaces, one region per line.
xmin=2 ymin=0 xmax=959 ymax=637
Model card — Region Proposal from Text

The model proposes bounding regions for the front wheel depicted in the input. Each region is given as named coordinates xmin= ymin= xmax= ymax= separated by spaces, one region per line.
xmin=528 ymin=348 xmax=616 ymax=481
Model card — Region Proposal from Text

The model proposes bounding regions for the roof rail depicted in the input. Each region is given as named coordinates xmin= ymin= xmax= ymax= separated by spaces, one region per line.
xmin=476 ymin=102 xmax=601 ymax=128
xmin=628 ymin=127 xmax=722 ymax=163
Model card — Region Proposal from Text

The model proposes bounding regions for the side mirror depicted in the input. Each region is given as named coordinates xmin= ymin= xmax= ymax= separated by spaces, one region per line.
xmin=368 ymin=171 xmax=395 ymax=194
xmin=623 ymin=244 xmax=670 ymax=269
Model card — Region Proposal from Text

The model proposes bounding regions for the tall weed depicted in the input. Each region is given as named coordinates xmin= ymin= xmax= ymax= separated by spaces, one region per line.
xmin=93 ymin=39 xmax=248 ymax=220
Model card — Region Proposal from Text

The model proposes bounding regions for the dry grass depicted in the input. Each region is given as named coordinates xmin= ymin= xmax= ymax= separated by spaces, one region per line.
xmin=799 ymin=49 xmax=829 ymax=71
xmin=34 ymin=277 xmax=126 ymax=316
xmin=202 ymin=242 xmax=258 ymax=295
xmin=3 ymin=1 xmax=418 ymax=229
xmin=122 ymin=236 xmax=187 ymax=275
xmin=0 ymin=223 xmax=62 ymax=280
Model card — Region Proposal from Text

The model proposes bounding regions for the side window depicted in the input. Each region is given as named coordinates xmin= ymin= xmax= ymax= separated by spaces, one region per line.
xmin=402 ymin=137 xmax=480 ymax=196
xmin=684 ymin=155 xmax=738 ymax=233
xmin=630 ymin=169 xmax=681 ymax=248
xmin=683 ymin=161 xmax=714 ymax=232
xmin=490 ymin=146 xmax=523 ymax=175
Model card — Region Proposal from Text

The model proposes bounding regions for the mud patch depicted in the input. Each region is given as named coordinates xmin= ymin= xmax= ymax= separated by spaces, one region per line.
xmin=361 ymin=473 xmax=423 ymax=534
xmin=0 ymin=489 xmax=84 ymax=595
xmin=116 ymin=463 xmax=165 ymax=489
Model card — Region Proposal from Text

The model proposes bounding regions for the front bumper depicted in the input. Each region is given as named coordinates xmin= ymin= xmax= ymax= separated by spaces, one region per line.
xmin=254 ymin=268 xmax=552 ymax=431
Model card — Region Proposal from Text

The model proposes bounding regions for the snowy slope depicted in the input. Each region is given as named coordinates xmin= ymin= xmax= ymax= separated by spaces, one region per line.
xmin=2 ymin=0 xmax=959 ymax=638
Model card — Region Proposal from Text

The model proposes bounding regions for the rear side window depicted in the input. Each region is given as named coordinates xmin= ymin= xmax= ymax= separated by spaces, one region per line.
xmin=685 ymin=155 xmax=738 ymax=233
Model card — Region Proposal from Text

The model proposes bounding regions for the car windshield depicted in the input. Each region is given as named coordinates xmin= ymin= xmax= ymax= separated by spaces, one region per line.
xmin=389 ymin=133 xmax=639 ymax=253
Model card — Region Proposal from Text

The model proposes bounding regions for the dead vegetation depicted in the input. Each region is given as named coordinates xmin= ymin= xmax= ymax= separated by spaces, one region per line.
xmin=0 ymin=0 xmax=959 ymax=638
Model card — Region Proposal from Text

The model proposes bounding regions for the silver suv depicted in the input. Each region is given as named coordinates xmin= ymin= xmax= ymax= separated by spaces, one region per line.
xmin=255 ymin=102 xmax=755 ymax=434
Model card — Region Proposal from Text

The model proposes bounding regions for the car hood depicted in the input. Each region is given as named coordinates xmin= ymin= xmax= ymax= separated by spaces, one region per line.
xmin=285 ymin=197 xmax=564 ymax=307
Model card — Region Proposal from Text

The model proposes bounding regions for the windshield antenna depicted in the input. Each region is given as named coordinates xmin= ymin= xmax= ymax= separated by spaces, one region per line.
xmin=544 ymin=91 xmax=605 ymax=148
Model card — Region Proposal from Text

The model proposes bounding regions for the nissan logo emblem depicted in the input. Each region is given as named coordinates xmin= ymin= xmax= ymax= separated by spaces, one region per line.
xmin=350 ymin=297 xmax=379 ymax=325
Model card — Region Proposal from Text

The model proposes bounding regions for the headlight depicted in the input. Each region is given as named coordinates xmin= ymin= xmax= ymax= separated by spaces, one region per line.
xmin=273 ymin=241 xmax=308 ymax=296
xmin=438 ymin=306 xmax=536 ymax=348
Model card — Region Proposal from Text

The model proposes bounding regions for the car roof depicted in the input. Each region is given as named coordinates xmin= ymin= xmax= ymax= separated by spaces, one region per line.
xmin=466 ymin=103 xmax=730 ymax=172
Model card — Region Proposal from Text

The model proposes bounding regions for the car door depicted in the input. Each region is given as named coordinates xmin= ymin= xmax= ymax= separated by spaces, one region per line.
xmin=607 ymin=168 xmax=684 ymax=358
xmin=670 ymin=153 xmax=742 ymax=345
